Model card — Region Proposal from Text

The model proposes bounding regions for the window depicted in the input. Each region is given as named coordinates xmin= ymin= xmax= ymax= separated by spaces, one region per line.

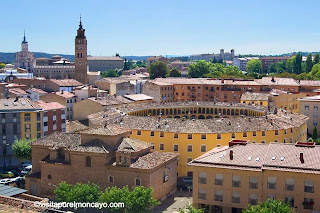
xmin=314 ymin=106 xmax=318 ymax=111
xmin=150 ymin=143 xmax=154 ymax=149
xmin=160 ymin=132 xmax=164 ymax=137
xmin=201 ymin=134 xmax=206 ymax=139
xmin=305 ymin=105 xmax=309 ymax=110
xmin=24 ymin=113 xmax=31 ymax=122
xmin=2 ymin=125 xmax=6 ymax=134
xmin=108 ymin=176 xmax=114 ymax=183
xmin=304 ymin=180 xmax=314 ymax=193
xmin=187 ymin=145 xmax=193 ymax=152
xmin=217 ymin=133 xmax=221 ymax=139
xmin=159 ymin=143 xmax=164 ymax=150
xmin=1 ymin=114 xmax=5 ymax=123
xmin=150 ymin=131 xmax=154 ymax=136
xmin=86 ymin=156 xmax=91 ymax=167
xmin=44 ymin=122 xmax=48 ymax=127
xmin=198 ymin=188 xmax=206 ymax=200
xmin=232 ymin=192 xmax=240 ymax=203
xmin=215 ymin=174 xmax=223 ymax=186
xmin=37 ymin=112 xmax=41 ymax=121
xmin=285 ymin=196 xmax=294 ymax=208
xmin=253 ymin=131 xmax=256 ymax=136
xmin=214 ymin=190 xmax=223 ymax=202
xmin=262 ymin=131 xmax=266 ymax=136
xmin=135 ymin=178 xmax=141 ymax=186
xmin=249 ymin=194 xmax=258 ymax=205
xmin=275 ymin=130 xmax=279 ymax=135
xmin=200 ymin=145 xmax=206 ymax=152
xmin=13 ymin=124 xmax=17 ymax=134
xmin=249 ymin=177 xmax=258 ymax=189
xmin=243 ymin=132 xmax=247 ymax=137
xmin=187 ymin=158 xmax=192 ymax=164
xmin=137 ymin=130 xmax=141 ymax=135
xmin=232 ymin=175 xmax=240 ymax=187
xmin=174 ymin=133 xmax=178 ymax=138
xmin=267 ymin=177 xmax=276 ymax=189
xmin=173 ymin=144 xmax=179 ymax=152
xmin=303 ymin=198 xmax=314 ymax=210
xmin=25 ymin=134 xmax=31 ymax=139
xmin=232 ymin=132 xmax=235 ymax=138
xmin=286 ymin=178 xmax=294 ymax=191
xmin=37 ymin=123 xmax=41 ymax=131
xmin=37 ymin=133 xmax=41 ymax=139
xmin=313 ymin=113 xmax=318 ymax=118
xmin=25 ymin=123 xmax=31 ymax=132
xmin=198 ymin=172 xmax=207 ymax=184
xmin=187 ymin=134 xmax=192 ymax=139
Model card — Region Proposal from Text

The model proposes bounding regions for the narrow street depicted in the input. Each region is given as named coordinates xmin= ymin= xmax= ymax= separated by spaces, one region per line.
xmin=153 ymin=191 xmax=193 ymax=213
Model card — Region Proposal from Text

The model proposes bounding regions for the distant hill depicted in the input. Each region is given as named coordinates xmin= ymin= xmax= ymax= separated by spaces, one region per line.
xmin=0 ymin=52 xmax=75 ymax=63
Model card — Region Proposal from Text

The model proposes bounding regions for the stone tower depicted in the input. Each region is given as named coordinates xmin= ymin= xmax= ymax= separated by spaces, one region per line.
xmin=14 ymin=31 xmax=36 ymax=70
xmin=74 ymin=17 xmax=88 ymax=84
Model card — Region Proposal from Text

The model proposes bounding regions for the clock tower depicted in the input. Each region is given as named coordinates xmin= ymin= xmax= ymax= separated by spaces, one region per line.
xmin=75 ymin=16 xmax=88 ymax=84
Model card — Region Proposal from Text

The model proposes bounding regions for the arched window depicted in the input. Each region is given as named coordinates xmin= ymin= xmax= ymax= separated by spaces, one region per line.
xmin=86 ymin=156 xmax=91 ymax=167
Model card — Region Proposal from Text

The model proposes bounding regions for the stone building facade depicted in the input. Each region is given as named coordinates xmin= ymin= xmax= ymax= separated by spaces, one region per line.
xmin=14 ymin=33 xmax=36 ymax=71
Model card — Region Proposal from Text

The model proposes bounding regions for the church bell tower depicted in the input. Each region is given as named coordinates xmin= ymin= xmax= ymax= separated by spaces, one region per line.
xmin=74 ymin=16 xmax=88 ymax=84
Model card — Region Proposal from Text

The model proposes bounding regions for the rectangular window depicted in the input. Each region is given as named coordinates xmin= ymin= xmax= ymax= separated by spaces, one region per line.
xmin=24 ymin=113 xmax=31 ymax=122
xmin=215 ymin=174 xmax=223 ymax=186
xmin=285 ymin=197 xmax=294 ymax=208
xmin=267 ymin=177 xmax=276 ymax=189
xmin=198 ymin=172 xmax=207 ymax=184
xmin=173 ymin=144 xmax=179 ymax=152
xmin=160 ymin=132 xmax=164 ymax=137
xmin=13 ymin=124 xmax=17 ymax=134
xmin=135 ymin=178 xmax=141 ymax=186
xmin=137 ymin=130 xmax=141 ymax=135
xmin=108 ymin=176 xmax=114 ymax=183
xmin=2 ymin=125 xmax=6 ymax=134
xmin=314 ymin=106 xmax=318 ymax=111
xmin=243 ymin=132 xmax=247 ymax=137
xmin=249 ymin=194 xmax=258 ymax=205
xmin=286 ymin=178 xmax=294 ymax=191
xmin=304 ymin=198 xmax=314 ymax=210
xmin=159 ymin=143 xmax=164 ymax=150
xmin=232 ymin=175 xmax=240 ymax=187
xmin=150 ymin=131 xmax=154 ymax=136
xmin=37 ymin=133 xmax=41 ymax=139
xmin=174 ymin=133 xmax=179 ymax=138
xmin=37 ymin=112 xmax=41 ymax=121
xmin=25 ymin=134 xmax=31 ymax=139
xmin=37 ymin=123 xmax=41 ymax=131
xmin=249 ymin=177 xmax=258 ymax=189
xmin=187 ymin=145 xmax=193 ymax=152
xmin=253 ymin=131 xmax=256 ymax=136
xmin=198 ymin=188 xmax=206 ymax=200
xmin=200 ymin=145 xmax=206 ymax=152
xmin=262 ymin=131 xmax=266 ymax=136
xmin=201 ymin=134 xmax=206 ymax=139
xmin=217 ymin=133 xmax=221 ymax=139
xmin=304 ymin=180 xmax=314 ymax=193
xmin=187 ymin=158 xmax=192 ymax=164
xmin=305 ymin=105 xmax=309 ymax=110
xmin=275 ymin=130 xmax=279 ymax=135
xmin=232 ymin=192 xmax=240 ymax=203
xmin=25 ymin=123 xmax=31 ymax=132
xmin=232 ymin=132 xmax=235 ymax=138
xmin=187 ymin=134 xmax=192 ymax=139
xmin=214 ymin=190 xmax=223 ymax=202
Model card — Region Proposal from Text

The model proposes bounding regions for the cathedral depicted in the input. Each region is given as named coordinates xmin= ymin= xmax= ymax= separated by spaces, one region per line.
xmin=14 ymin=32 xmax=36 ymax=70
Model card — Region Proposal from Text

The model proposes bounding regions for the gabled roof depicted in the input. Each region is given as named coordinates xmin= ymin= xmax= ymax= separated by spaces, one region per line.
xmin=130 ymin=152 xmax=179 ymax=169
xmin=117 ymin=138 xmax=151 ymax=153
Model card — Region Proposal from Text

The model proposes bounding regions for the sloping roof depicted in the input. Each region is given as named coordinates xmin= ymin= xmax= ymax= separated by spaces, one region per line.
xmin=80 ymin=125 xmax=130 ymax=136
xmin=241 ymin=92 xmax=270 ymax=101
xmin=124 ymin=94 xmax=153 ymax=101
xmin=299 ymin=80 xmax=320 ymax=86
xmin=88 ymin=96 xmax=133 ymax=106
xmin=117 ymin=138 xmax=151 ymax=153
xmin=8 ymin=88 xmax=28 ymax=95
xmin=66 ymin=120 xmax=89 ymax=133
xmin=298 ymin=95 xmax=320 ymax=102
xmin=130 ymin=151 xmax=179 ymax=169
xmin=190 ymin=142 xmax=320 ymax=174
xmin=36 ymin=101 xmax=65 ymax=110
xmin=0 ymin=184 xmax=27 ymax=197
xmin=256 ymin=77 xmax=300 ymax=86
xmin=31 ymin=132 xmax=81 ymax=148
xmin=87 ymin=56 xmax=124 ymax=61
xmin=69 ymin=139 xmax=111 ymax=153
xmin=54 ymin=91 xmax=76 ymax=99
xmin=49 ymin=79 xmax=83 ymax=87
xmin=0 ymin=98 xmax=41 ymax=112
xmin=27 ymin=88 xmax=47 ymax=94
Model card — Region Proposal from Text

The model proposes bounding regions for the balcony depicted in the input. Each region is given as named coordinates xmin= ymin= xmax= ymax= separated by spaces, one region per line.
xmin=305 ymin=186 xmax=314 ymax=193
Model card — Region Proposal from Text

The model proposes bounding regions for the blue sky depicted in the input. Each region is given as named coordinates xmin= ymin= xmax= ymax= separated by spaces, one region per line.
xmin=2 ymin=0 xmax=320 ymax=56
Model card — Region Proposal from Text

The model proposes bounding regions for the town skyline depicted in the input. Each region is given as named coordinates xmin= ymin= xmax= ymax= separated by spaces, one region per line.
xmin=2 ymin=0 xmax=320 ymax=56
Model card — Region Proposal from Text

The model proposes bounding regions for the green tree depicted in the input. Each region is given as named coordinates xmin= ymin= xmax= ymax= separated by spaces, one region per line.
xmin=101 ymin=69 xmax=119 ymax=77
xmin=313 ymin=127 xmax=318 ymax=140
xmin=123 ymin=59 xmax=129 ymax=70
xmin=12 ymin=139 xmax=32 ymax=162
xmin=167 ymin=67 xmax=182 ymax=77
xmin=148 ymin=61 xmax=169 ymax=79
xmin=243 ymin=199 xmax=293 ymax=213
xmin=188 ymin=60 xmax=211 ymax=78
xmin=136 ymin=60 xmax=146 ymax=68
xmin=310 ymin=63 xmax=320 ymax=79
xmin=293 ymin=53 xmax=302 ymax=74
xmin=268 ymin=63 xmax=277 ymax=73
xmin=99 ymin=186 xmax=160 ymax=213
xmin=246 ymin=59 xmax=262 ymax=74
xmin=276 ymin=61 xmax=286 ymax=73
xmin=306 ymin=53 xmax=313 ymax=73
xmin=0 ymin=63 xmax=5 ymax=69
xmin=54 ymin=182 xmax=101 ymax=203
xmin=313 ymin=53 xmax=320 ymax=65
xmin=179 ymin=205 xmax=204 ymax=213
xmin=286 ymin=56 xmax=295 ymax=73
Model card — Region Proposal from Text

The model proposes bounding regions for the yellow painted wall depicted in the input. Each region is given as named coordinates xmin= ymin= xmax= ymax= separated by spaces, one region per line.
xmin=20 ymin=111 xmax=42 ymax=140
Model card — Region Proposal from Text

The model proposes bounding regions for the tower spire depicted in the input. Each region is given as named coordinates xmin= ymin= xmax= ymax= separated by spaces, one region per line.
xmin=79 ymin=14 xmax=83 ymax=30
xmin=22 ymin=29 xmax=27 ymax=43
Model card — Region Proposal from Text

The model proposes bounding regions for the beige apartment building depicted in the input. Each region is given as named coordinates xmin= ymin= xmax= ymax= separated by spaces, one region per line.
xmin=299 ymin=95 xmax=320 ymax=136
xmin=190 ymin=140 xmax=320 ymax=213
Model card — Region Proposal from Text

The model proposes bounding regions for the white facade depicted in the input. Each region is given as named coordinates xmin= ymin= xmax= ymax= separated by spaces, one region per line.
xmin=232 ymin=57 xmax=259 ymax=71
xmin=0 ymin=69 xmax=33 ymax=81
xmin=14 ymin=34 xmax=36 ymax=70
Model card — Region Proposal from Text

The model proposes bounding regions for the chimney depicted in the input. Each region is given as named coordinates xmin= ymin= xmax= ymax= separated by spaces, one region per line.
xmin=300 ymin=153 xmax=304 ymax=163
xmin=230 ymin=149 xmax=234 ymax=160
xmin=271 ymin=76 xmax=275 ymax=82
xmin=221 ymin=79 xmax=224 ymax=84
xmin=14 ymin=96 xmax=19 ymax=102
xmin=61 ymin=90 xmax=64 ymax=94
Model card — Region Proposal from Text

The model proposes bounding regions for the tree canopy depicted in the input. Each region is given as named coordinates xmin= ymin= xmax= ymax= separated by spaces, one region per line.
xmin=101 ymin=69 xmax=119 ymax=77
xmin=243 ymin=199 xmax=293 ymax=213
xmin=12 ymin=139 xmax=32 ymax=162
xmin=179 ymin=205 xmax=204 ymax=213
xmin=246 ymin=59 xmax=262 ymax=74
xmin=167 ymin=67 xmax=182 ymax=77
xmin=0 ymin=63 xmax=5 ymax=69
xmin=148 ymin=61 xmax=169 ymax=79
xmin=188 ymin=60 xmax=211 ymax=78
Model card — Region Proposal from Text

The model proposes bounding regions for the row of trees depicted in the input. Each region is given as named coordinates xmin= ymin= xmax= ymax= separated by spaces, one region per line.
xmin=54 ymin=182 xmax=159 ymax=213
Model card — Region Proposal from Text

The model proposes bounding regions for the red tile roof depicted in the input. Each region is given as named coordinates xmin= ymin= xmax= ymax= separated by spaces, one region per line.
xmin=36 ymin=101 xmax=65 ymax=111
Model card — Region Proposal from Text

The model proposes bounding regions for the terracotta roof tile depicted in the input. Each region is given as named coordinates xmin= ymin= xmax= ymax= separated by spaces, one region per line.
xmin=130 ymin=151 xmax=179 ymax=169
